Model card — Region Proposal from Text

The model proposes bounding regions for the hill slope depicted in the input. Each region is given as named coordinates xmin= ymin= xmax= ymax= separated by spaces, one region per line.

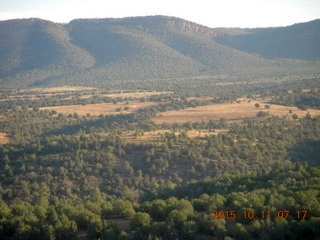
xmin=0 ymin=16 xmax=319 ymax=88
xmin=215 ymin=19 xmax=320 ymax=60
xmin=0 ymin=18 xmax=94 ymax=73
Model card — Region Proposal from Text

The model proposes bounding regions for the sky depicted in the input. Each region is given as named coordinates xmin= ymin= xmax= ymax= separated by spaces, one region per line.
xmin=0 ymin=0 xmax=319 ymax=28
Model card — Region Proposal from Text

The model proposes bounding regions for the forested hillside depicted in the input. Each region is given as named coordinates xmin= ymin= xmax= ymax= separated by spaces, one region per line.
xmin=215 ymin=19 xmax=320 ymax=60
xmin=1 ymin=75 xmax=320 ymax=238
xmin=1 ymin=16 xmax=320 ymax=88
xmin=1 ymin=15 xmax=320 ymax=240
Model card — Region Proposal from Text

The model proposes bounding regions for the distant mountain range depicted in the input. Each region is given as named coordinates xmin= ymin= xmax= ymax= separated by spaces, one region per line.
xmin=0 ymin=16 xmax=319 ymax=88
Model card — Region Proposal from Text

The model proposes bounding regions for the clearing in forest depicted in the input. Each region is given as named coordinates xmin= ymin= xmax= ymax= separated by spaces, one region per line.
xmin=103 ymin=91 xmax=173 ymax=98
xmin=22 ymin=86 xmax=96 ymax=93
xmin=40 ymin=101 xmax=158 ymax=116
xmin=1 ymin=89 xmax=172 ymax=102
xmin=0 ymin=132 xmax=10 ymax=144
xmin=152 ymin=100 xmax=320 ymax=124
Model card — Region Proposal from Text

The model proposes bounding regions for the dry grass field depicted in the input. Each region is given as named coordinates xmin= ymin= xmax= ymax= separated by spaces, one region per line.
xmin=22 ymin=87 xmax=171 ymax=97
xmin=152 ymin=100 xmax=320 ymax=124
xmin=22 ymin=86 xmax=96 ymax=93
xmin=1 ymin=88 xmax=172 ymax=102
xmin=1 ymin=86 xmax=96 ymax=102
xmin=41 ymin=101 xmax=158 ymax=116
xmin=76 ymin=91 xmax=172 ymax=100
xmin=27 ymin=87 xmax=170 ymax=96
xmin=75 ymin=91 xmax=172 ymax=99
xmin=103 ymin=91 xmax=172 ymax=98
xmin=0 ymin=132 xmax=10 ymax=144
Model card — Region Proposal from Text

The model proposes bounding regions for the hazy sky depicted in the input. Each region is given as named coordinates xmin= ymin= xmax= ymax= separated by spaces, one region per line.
xmin=0 ymin=0 xmax=319 ymax=28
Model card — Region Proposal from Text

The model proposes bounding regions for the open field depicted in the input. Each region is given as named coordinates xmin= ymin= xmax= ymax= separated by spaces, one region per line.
xmin=103 ymin=91 xmax=173 ymax=98
xmin=1 ymin=86 xmax=96 ymax=101
xmin=77 ymin=91 xmax=173 ymax=100
xmin=40 ymin=101 xmax=158 ymax=116
xmin=0 ymin=93 xmax=73 ymax=101
xmin=22 ymin=86 xmax=96 ymax=93
xmin=152 ymin=100 xmax=320 ymax=124
xmin=0 ymin=132 xmax=10 ymax=144
xmin=1 ymin=89 xmax=172 ymax=102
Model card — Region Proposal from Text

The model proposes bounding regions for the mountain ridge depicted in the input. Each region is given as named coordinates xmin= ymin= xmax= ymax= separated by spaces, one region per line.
xmin=0 ymin=16 xmax=320 ymax=88
xmin=215 ymin=18 xmax=320 ymax=60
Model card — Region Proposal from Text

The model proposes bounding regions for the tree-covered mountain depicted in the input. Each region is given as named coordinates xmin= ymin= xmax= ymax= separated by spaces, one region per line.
xmin=215 ymin=19 xmax=320 ymax=60
xmin=0 ymin=16 xmax=320 ymax=88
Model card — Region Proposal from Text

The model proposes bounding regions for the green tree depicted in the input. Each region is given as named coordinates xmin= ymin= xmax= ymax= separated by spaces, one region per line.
xmin=232 ymin=223 xmax=249 ymax=240
xmin=175 ymin=199 xmax=194 ymax=217
xmin=292 ymin=113 xmax=299 ymax=119
xmin=166 ymin=210 xmax=187 ymax=227
xmin=150 ymin=199 xmax=167 ymax=221
xmin=131 ymin=212 xmax=151 ymax=228
xmin=113 ymin=199 xmax=135 ymax=219
xmin=181 ymin=220 xmax=198 ymax=239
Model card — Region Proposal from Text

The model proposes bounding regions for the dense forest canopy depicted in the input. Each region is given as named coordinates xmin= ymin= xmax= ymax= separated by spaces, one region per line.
xmin=0 ymin=76 xmax=320 ymax=239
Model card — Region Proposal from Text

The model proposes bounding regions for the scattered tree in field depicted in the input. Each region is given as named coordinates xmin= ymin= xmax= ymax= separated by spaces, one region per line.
xmin=256 ymin=111 xmax=269 ymax=117
xmin=306 ymin=112 xmax=312 ymax=119
xmin=0 ymin=87 xmax=320 ymax=239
